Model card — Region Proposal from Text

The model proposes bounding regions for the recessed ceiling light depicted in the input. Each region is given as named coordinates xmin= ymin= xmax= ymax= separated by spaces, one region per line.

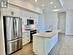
xmin=52 ymin=9 xmax=61 ymax=12
xmin=35 ymin=0 xmax=38 ymax=2
xmin=50 ymin=2 xmax=53 ymax=4
xmin=54 ymin=6 xmax=56 ymax=8
xmin=41 ymin=4 xmax=45 ymax=7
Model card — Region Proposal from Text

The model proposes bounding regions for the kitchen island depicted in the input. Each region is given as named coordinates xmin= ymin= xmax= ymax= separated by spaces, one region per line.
xmin=33 ymin=31 xmax=59 ymax=55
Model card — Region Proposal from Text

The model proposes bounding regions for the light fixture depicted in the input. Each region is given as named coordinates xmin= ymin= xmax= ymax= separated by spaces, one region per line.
xmin=54 ymin=6 xmax=56 ymax=8
xmin=35 ymin=0 xmax=38 ymax=2
xmin=52 ymin=9 xmax=61 ymax=12
xmin=41 ymin=4 xmax=45 ymax=7
xmin=50 ymin=2 xmax=53 ymax=4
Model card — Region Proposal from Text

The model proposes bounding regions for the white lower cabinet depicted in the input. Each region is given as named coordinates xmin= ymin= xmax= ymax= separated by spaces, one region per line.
xmin=33 ymin=36 xmax=45 ymax=55
xmin=33 ymin=34 xmax=58 ymax=55
xmin=22 ymin=31 xmax=30 ymax=45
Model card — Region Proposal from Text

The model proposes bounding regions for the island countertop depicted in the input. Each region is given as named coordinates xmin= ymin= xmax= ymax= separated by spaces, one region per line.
xmin=33 ymin=30 xmax=59 ymax=38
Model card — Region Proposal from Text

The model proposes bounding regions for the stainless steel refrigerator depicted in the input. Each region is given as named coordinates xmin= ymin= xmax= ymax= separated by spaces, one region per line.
xmin=3 ymin=16 xmax=22 ymax=55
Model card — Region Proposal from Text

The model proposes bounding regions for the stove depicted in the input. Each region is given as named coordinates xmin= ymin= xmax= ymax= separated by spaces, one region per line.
xmin=30 ymin=30 xmax=37 ymax=42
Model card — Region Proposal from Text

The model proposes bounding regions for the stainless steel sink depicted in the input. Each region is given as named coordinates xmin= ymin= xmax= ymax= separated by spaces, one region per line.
xmin=45 ymin=31 xmax=52 ymax=32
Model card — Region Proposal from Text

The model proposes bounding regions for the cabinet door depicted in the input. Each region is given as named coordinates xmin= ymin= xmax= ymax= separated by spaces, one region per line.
xmin=22 ymin=31 xmax=30 ymax=45
xmin=33 ymin=36 xmax=44 ymax=55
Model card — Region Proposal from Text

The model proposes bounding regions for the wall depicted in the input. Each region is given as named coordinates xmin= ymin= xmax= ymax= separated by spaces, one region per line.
xmin=0 ymin=10 xmax=6 ymax=55
xmin=37 ymin=13 xmax=45 ymax=32
xmin=58 ymin=12 xmax=66 ymax=33
xmin=65 ymin=10 xmax=73 ymax=35
xmin=44 ymin=11 xmax=58 ymax=31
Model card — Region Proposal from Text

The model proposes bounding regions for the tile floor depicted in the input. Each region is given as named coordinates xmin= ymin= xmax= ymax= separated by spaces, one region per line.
xmin=12 ymin=33 xmax=73 ymax=55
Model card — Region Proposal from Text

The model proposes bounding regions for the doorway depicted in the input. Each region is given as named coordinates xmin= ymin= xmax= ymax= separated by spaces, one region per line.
xmin=58 ymin=12 xmax=66 ymax=33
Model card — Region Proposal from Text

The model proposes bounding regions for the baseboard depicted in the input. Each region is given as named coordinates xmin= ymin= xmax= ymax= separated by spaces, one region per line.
xmin=65 ymin=33 xmax=73 ymax=36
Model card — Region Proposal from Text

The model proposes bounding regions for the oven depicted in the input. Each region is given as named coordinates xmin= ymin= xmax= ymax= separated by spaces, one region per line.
xmin=30 ymin=30 xmax=37 ymax=42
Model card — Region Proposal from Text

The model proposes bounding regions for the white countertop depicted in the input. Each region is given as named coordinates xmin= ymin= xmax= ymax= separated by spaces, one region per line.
xmin=33 ymin=30 xmax=59 ymax=38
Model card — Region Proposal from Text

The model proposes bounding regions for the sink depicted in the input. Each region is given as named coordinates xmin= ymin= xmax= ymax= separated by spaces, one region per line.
xmin=45 ymin=31 xmax=52 ymax=32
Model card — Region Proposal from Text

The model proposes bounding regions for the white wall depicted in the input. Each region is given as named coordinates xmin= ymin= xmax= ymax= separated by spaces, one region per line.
xmin=37 ymin=13 xmax=45 ymax=32
xmin=0 ymin=10 xmax=6 ymax=55
xmin=66 ymin=10 xmax=73 ymax=35
xmin=44 ymin=11 xmax=58 ymax=31
xmin=58 ymin=12 xmax=66 ymax=33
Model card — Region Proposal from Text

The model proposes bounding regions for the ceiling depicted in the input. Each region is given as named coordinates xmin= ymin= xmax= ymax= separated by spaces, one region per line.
xmin=21 ymin=0 xmax=62 ymax=11
xmin=63 ymin=0 xmax=73 ymax=10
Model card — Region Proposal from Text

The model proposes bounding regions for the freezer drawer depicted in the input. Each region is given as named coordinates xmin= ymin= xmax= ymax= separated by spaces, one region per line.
xmin=17 ymin=38 xmax=22 ymax=50
xmin=7 ymin=40 xmax=18 ymax=54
